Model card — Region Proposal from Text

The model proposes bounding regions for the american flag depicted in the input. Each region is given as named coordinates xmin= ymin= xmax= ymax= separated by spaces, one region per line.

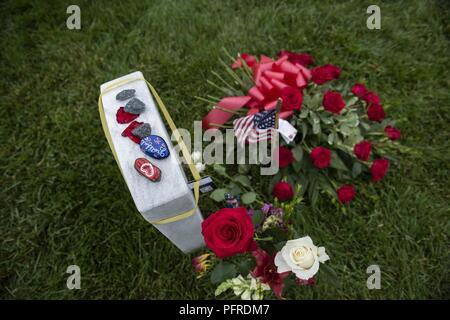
xmin=233 ymin=110 xmax=276 ymax=145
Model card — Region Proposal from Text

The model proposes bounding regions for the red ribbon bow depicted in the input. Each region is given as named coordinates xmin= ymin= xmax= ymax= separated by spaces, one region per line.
xmin=202 ymin=53 xmax=312 ymax=129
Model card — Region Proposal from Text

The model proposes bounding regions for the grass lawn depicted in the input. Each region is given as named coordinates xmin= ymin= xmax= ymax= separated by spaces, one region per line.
xmin=1 ymin=0 xmax=449 ymax=299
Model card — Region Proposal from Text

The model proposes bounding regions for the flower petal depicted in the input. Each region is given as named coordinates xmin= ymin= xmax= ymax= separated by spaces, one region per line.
xmin=293 ymin=260 xmax=320 ymax=280
xmin=318 ymin=247 xmax=330 ymax=263
xmin=274 ymin=251 xmax=291 ymax=273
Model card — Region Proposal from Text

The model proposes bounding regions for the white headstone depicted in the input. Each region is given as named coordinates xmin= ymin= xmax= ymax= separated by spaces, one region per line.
xmin=100 ymin=71 xmax=205 ymax=253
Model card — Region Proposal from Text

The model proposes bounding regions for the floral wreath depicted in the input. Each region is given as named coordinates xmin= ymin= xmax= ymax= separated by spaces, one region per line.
xmin=191 ymin=50 xmax=407 ymax=299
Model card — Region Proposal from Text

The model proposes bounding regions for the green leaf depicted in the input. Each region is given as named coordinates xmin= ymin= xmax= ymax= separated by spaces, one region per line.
xmin=292 ymin=145 xmax=304 ymax=162
xmin=241 ymin=192 xmax=257 ymax=204
xmin=234 ymin=175 xmax=251 ymax=187
xmin=228 ymin=183 xmax=242 ymax=195
xmin=274 ymin=241 xmax=287 ymax=251
xmin=301 ymin=122 xmax=308 ymax=139
xmin=236 ymin=259 xmax=254 ymax=276
xmin=210 ymin=262 xmax=237 ymax=284
xmin=213 ymin=164 xmax=227 ymax=176
xmin=327 ymin=133 xmax=334 ymax=145
xmin=292 ymin=160 xmax=302 ymax=173
xmin=313 ymin=121 xmax=321 ymax=135
xmin=330 ymin=151 xmax=349 ymax=171
xmin=214 ymin=280 xmax=233 ymax=296
xmin=251 ymin=210 xmax=264 ymax=227
xmin=339 ymin=124 xmax=353 ymax=136
xmin=351 ymin=162 xmax=362 ymax=178
xmin=310 ymin=185 xmax=319 ymax=205
xmin=311 ymin=92 xmax=322 ymax=107
xmin=210 ymin=188 xmax=228 ymax=202
xmin=311 ymin=112 xmax=320 ymax=124
xmin=346 ymin=96 xmax=359 ymax=107
xmin=300 ymin=109 xmax=309 ymax=119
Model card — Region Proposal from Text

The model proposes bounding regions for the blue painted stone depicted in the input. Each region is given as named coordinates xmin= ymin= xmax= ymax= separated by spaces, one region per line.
xmin=140 ymin=135 xmax=170 ymax=159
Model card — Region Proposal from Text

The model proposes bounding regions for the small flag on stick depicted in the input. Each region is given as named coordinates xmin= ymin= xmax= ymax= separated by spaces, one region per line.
xmin=233 ymin=99 xmax=282 ymax=145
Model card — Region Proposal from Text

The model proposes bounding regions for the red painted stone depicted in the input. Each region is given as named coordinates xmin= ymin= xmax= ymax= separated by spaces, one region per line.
xmin=134 ymin=158 xmax=161 ymax=182
xmin=116 ymin=106 xmax=139 ymax=124
xmin=121 ymin=121 xmax=143 ymax=144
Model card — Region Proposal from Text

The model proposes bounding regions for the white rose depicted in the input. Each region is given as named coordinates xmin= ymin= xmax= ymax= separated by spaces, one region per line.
xmin=195 ymin=162 xmax=206 ymax=173
xmin=191 ymin=151 xmax=202 ymax=163
xmin=274 ymin=236 xmax=329 ymax=280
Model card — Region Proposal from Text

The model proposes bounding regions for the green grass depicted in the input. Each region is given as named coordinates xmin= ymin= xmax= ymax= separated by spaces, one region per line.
xmin=1 ymin=0 xmax=449 ymax=299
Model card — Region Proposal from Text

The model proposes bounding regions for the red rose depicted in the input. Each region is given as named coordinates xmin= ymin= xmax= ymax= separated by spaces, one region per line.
xmin=310 ymin=146 xmax=331 ymax=169
xmin=311 ymin=64 xmax=341 ymax=85
xmin=281 ymin=86 xmax=303 ymax=111
xmin=351 ymin=83 xmax=368 ymax=98
xmin=353 ymin=140 xmax=372 ymax=161
xmin=278 ymin=146 xmax=294 ymax=168
xmin=278 ymin=50 xmax=314 ymax=66
xmin=362 ymin=91 xmax=381 ymax=105
xmin=384 ymin=126 xmax=401 ymax=141
xmin=201 ymin=207 xmax=256 ymax=258
xmin=322 ymin=90 xmax=346 ymax=114
xmin=367 ymin=104 xmax=385 ymax=122
xmin=337 ymin=184 xmax=356 ymax=204
xmin=371 ymin=158 xmax=389 ymax=182
xmin=272 ymin=182 xmax=294 ymax=202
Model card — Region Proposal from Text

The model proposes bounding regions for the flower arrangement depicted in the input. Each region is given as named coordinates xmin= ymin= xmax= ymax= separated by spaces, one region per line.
xmin=192 ymin=185 xmax=330 ymax=300
xmin=194 ymin=50 xmax=408 ymax=299
xmin=200 ymin=50 xmax=408 ymax=205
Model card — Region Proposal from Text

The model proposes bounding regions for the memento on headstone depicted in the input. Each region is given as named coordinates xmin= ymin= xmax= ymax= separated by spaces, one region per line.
xmin=99 ymin=71 xmax=204 ymax=253
xmin=116 ymin=106 xmax=139 ymax=124
xmin=125 ymin=97 xmax=146 ymax=114
xmin=116 ymin=89 xmax=136 ymax=101
xmin=131 ymin=123 xmax=152 ymax=138
xmin=140 ymin=135 xmax=170 ymax=159
xmin=134 ymin=158 xmax=161 ymax=182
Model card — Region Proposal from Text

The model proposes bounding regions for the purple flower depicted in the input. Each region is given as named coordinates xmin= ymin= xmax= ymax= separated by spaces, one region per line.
xmin=261 ymin=203 xmax=272 ymax=214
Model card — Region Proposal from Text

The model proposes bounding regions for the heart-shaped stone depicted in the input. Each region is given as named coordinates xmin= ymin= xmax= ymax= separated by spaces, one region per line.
xmin=140 ymin=135 xmax=170 ymax=159
xmin=116 ymin=106 xmax=139 ymax=124
xmin=134 ymin=158 xmax=161 ymax=182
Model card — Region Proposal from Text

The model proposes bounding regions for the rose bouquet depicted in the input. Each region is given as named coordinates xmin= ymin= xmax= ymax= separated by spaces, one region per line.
xmin=200 ymin=50 xmax=408 ymax=205
xmin=193 ymin=173 xmax=331 ymax=299
xmin=193 ymin=50 xmax=409 ymax=299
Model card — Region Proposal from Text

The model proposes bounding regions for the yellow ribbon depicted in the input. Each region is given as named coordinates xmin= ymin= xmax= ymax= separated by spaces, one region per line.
xmin=98 ymin=76 xmax=200 ymax=225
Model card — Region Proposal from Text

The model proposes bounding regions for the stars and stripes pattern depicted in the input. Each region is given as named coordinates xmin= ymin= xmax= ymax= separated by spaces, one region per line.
xmin=233 ymin=110 xmax=277 ymax=145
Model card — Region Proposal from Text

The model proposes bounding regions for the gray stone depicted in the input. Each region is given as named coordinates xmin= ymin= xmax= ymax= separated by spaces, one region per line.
xmin=116 ymin=89 xmax=136 ymax=101
xmin=132 ymin=123 xmax=152 ymax=138
xmin=125 ymin=98 xmax=146 ymax=114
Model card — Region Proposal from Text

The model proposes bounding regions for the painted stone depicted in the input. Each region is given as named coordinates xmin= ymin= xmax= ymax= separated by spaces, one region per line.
xmin=131 ymin=123 xmax=152 ymax=138
xmin=116 ymin=106 xmax=139 ymax=124
xmin=134 ymin=158 xmax=161 ymax=182
xmin=140 ymin=135 xmax=170 ymax=159
xmin=116 ymin=89 xmax=136 ymax=101
xmin=125 ymin=98 xmax=146 ymax=114
xmin=121 ymin=120 xmax=143 ymax=144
